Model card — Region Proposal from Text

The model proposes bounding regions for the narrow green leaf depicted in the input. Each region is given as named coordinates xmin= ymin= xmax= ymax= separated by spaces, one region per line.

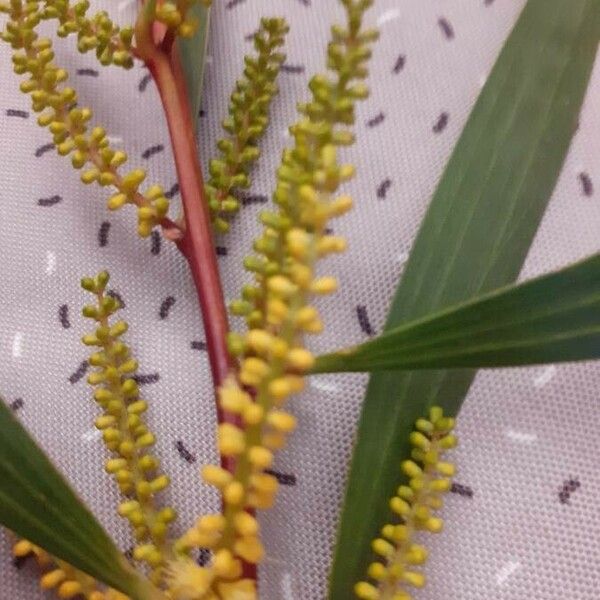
xmin=0 ymin=398 xmax=162 ymax=600
xmin=176 ymin=2 xmax=211 ymax=130
xmin=329 ymin=1 xmax=600 ymax=597
xmin=315 ymin=254 xmax=600 ymax=373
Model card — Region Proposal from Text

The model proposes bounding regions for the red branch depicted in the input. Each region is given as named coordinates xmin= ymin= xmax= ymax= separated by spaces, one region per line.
xmin=136 ymin=15 xmax=238 ymax=435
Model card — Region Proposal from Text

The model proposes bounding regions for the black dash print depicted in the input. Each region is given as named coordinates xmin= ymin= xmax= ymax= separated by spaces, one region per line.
xmin=107 ymin=289 xmax=126 ymax=309
xmin=356 ymin=305 xmax=375 ymax=336
xmin=132 ymin=373 xmax=160 ymax=385
xmin=76 ymin=68 xmax=99 ymax=77
xmin=12 ymin=554 xmax=30 ymax=569
xmin=578 ymin=172 xmax=593 ymax=196
xmin=559 ymin=478 xmax=581 ymax=504
xmin=216 ymin=246 xmax=228 ymax=257
xmin=199 ymin=109 xmax=206 ymax=118
xmin=138 ymin=72 xmax=152 ymax=92
xmin=6 ymin=108 xmax=29 ymax=118
xmin=9 ymin=398 xmax=24 ymax=412
xmin=295 ymin=0 xmax=310 ymax=5
xmin=241 ymin=194 xmax=268 ymax=206
xmin=393 ymin=54 xmax=406 ymax=74
xmin=377 ymin=178 xmax=392 ymax=199
xmin=98 ymin=221 xmax=111 ymax=247
xmin=433 ymin=112 xmax=449 ymax=134
xmin=58 ymin=304 xmax=70 ymax=329
xmin=175 ymin=440 xmax=197 ymax=463
xmin=37 ymin=194 xmax=62 ymax=207
xmin=438 ymin=17 xmax=454 ymax=40
xmin=69 ymin=360 xmax=89 ymax=384
xmin=191 ymin=340 xmax=207 ymax=351
xmin=226 ymin=0 xmax=245 ymax=8
xmin=281 ymin=64 xmax=305 ymax=74
xmin=165 ymin=182 xmax=180 ymax=199
xmin=367 ymin=112 xmax=385 ymax=128
xmin=123 ymin=547 xmax=135 ymax=562
xmin=142 ymin=144 xmax=164 ymax=160
xmin=35 ymin=142 xmax=54 ymax=157
xmin=151 ymin=230 xmax=162 ymax=255
xmin=324 ymin=227 xmax=334 ymax=235
xmin=265 ymin=469 xmax=297 ymax=486
xmin=484 ymin=0 xmax=495 ymax=5
xmin=159 ymin=296 xmax=176 ymax=320
xmin=197 ymin=548 xmax=211 ymax=566
xmin=450 ymin=482 xmax=474 ymax=498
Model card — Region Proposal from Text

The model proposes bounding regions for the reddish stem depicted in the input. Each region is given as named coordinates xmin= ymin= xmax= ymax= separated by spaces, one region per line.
xmin=148 ymin=50 xmax=234 ymax=395
xmin=136 ymin=11 xmax=256 ymax=582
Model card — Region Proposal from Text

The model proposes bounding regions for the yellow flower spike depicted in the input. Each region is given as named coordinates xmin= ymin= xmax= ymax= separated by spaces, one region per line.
xmin=79 ymin=273 xmax=174 ymax=579
xmin=355 ymin=407 xmax=457 ymax=599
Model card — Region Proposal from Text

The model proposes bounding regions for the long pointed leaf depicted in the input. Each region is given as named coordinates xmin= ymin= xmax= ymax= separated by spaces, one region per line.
xmin=176 ymin=2 xmax=210 ymax=130
xmin=314 ymin=254 xmax=600 ymax=372
xmin=0 ymin=398 xmax=162 ymax=600
xmin=329 ymin=1 xmax=600 ymax=597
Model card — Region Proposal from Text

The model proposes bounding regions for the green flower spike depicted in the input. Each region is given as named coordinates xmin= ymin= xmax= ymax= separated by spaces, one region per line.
xmin=0 ymin=0 xmax=171 ymax=238
xmin=81 ymin=271 xmax=176 ymax=586
xmin=354 ymin=407 xmax=458 ymax=600
xmin=39 ymin=0 xmax=135 ymax=68
xmin=206 ymin=17 xmax=289 ymax=233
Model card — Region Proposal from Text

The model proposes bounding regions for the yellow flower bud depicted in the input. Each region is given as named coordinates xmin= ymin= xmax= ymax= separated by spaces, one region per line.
xmin=40 ymin=569 xmax=66 ymax=589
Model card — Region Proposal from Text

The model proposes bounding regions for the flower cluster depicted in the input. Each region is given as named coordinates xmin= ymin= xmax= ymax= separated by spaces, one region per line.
xmin=40 ymin=0 xmax=134 ymax=68
xmin=0 ymin=0 xmax=172 ymax=238
xmin=179 ymin=0 xmax=377 ymax=597
xmin=13 ymin=540 xmax=128 ymax=599
xmin=154 ymin=0 xmax=211 ymax=39
xmin=354 ymin=407 xmax=457 ymax=600
xmin=81 ymin=271 xmax=176 ymax=584
xmin=206 ymin=17 xmax=288 ymax=233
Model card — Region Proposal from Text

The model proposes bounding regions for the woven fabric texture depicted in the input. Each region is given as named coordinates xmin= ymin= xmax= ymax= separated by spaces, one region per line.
xmin=0 ymin=1 xmax=599 ymax=598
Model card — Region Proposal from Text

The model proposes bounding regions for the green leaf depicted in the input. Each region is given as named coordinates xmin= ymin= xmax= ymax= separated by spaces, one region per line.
xmin=176 ymin=2 xmax=211 ymax=130
xmin=314 ymin=254 xmax=600 ymax=373
xmin=0 ymin=398 xmax=163 ymax=600
xmin=328 ymin=1 xmax=600 ymax=597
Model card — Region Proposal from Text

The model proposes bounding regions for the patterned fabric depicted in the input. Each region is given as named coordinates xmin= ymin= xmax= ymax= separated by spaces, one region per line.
xmin=0 ymin=1 xmax=599 ymax=598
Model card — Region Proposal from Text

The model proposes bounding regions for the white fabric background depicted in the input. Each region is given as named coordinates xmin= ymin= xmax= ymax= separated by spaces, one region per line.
xmin=0 ymin=1 xmax=599 ymax=598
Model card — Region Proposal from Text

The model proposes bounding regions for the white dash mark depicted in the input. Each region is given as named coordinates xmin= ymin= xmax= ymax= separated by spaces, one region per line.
xmin=377 ymin=8 xmax=401 ymax=26
xmin=310 ymin=376 xmax=339 ymax=393
xmin=12 ymin=332 xmax=23 ymax=358
xmin=496 ymin=561 xmax=520 ymax=586
xmin=505 ymin=429 xmax=538 ymax=444
xmin=45 ymin=250 xmax=56 ymax=275
xmin=107 ymin=135 xmax=123 ymax=146
xmin=118 ymin=0 xmax=135 ymax=12
xmin=281 ymin=572 xmax=294 ymax=600
xmin=533 ymin=365 xmax=556 ymax=388
xmin=81 ymin=428 xmax=102 ymax=443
